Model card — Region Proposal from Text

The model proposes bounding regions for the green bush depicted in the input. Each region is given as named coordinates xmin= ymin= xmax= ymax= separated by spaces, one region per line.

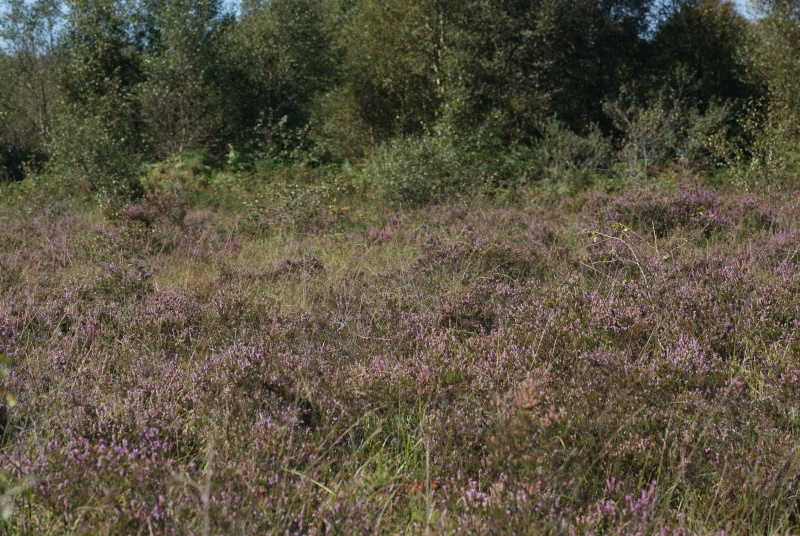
xmin=0 ymin=166 xmax=74 ymax=217
xmin=366 ymin=135 xmax=484 ymax=207
xmin=708 ymin=101 xmax=800 ymax=191
xmin=532 ymin=118 xmax=613 ymax=188
xmin=365 ymin=123 xmax=614 ymax=206
xmin=47 ymin=101 xmax=143 ymax=199
xmin=605 ymin=91 xmax=730 ymax=177
xmin=141 ymin=152 xmax=217 ymax=194
xmin=242 ymin=163 xmax=362 ymax=233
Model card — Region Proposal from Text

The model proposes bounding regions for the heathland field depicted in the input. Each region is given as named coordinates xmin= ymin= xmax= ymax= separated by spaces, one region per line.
xmin=2 ymin=177 xmax=800 ymax=534
xmin=7 ymin=0 xmax=800 ymax=532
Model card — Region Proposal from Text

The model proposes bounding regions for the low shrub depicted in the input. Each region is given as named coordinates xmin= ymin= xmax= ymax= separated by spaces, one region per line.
xmin=4 ymin=183 xmax=800 ymax=533
xmin=606 ymin=92 xmax=730 ymax=177
xmin=532 ymin=118 xmax=613 ymax=188
xmin=365 ymin=135 xmax=486 ymax=207
xmin=242 ymin=165 xmax=363 ymax=234
xmin=605 ymin=182 xmax=732 ymax=237
xmin=139 ymin=151 xmax=222 ymax=200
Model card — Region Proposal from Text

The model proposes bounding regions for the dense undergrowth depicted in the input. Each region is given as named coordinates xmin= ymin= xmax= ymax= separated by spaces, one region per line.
xmin=1 ymin=172 xmax=800 ymax=534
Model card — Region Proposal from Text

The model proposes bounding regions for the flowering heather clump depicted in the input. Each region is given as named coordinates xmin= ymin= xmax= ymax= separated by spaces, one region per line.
xmin=606 ymin=183 xmax=732 ymax=237
xmin=39 ymin=429 xmax=179 ymax=532
xmin=119 ymin=203 xmax=151 ymax=226
xmin=3 ymin=183 xmax=800 ymax=533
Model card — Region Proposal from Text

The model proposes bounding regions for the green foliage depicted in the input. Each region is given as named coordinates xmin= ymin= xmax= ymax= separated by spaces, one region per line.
xmin=313 ymin=86 xmax=375 ymax=160
xmin=0 ymin=167 xmax=72 ymax=217
xmin=58 ymin=0 xmax=142 ymax=105
xmin=749 ymin=0 xmax=800 ymax=124
xmin=139 ymin=150 xmax=253 ymax=208
xmin=48 ymin=94 xmax=143 ymax=197
xmin=606 ymin=87 xmax=730 ymax=176
xmin=138 ymin=0 xmax=227 ymax=159
xmin=336 ymin=0 xmax=448 ymax=142
xmin=532 ymin=118 xmax=613 ymax=188
xmin=444 ymin=0 xmax=646 ymax=141
xmin=0 ymin=0 xmax=60 ymax=181
xmin=141 ymin=151 xmax=217 ymax=196
xmin=733 ymin=0 xmax=800 ymax=190
xmin=0 ymin=0 xmax=797 ymax=198
xmin=365 ymin=134 xmax=486 ymax=206
xmin=220 ymin=0 xmax=335 ymax=158
xmin=242 ymin=163 xmax=362 ymax=232
xmin=708 ymin=100 xmax=800 ymax=191
xmin=366 ymin=119 xmax=611 ymax=205
xmin=651 ymin=0 xmax=755 ymax=108
xmin=52 ymin=0 xmax=144 ymax=196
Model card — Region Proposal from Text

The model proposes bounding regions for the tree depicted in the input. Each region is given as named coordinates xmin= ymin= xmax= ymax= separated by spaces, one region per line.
xmin=0 ymin=0 xmax=62 ymax=180
xmin=315 ymin=0 xmax=452 ymax=158
xmin=651 ymin=0 xmax=754 ymax=109
xmin=51 ymin=0 xmax=144 ymax=195
xmin=748 ymin=0 xmax=800 ymax=121
xmin=444 ymin=0 xmax=650 ymax=143
xmin=722 ymin=0 xmax=800 ymax=188
xmin=137 ymin=0 xmax=228 ymax=158
xmin=221 ymin=0 xmax=337 ymax=158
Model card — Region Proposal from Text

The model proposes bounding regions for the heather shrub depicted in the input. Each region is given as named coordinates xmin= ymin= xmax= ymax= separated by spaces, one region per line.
xmin=439 ymin=285 xmax=498 ymax=335
xmin=728 ymin=192 xmax=778 ymax=233
xmin=142 ymin=289 xmax=209 ymax=356
xmin=0 ymin=257 xmax=21 ymax=294
xmin=413 ymin=208 xmax=561 ymax=284
xmin=5 ymin=182 xmax=800 ymax=533
xmin=270 ymin=256 xmax=325 ymax=280
xmin=39 ymin=429 xmax=178 ymax=533
xmin=605 ymin=183 xmax=731 ymax=237
xmin=10 ymin=0 xmax=800 ymax=527
xmin=119 ymin=189 xmax=188 ymax=228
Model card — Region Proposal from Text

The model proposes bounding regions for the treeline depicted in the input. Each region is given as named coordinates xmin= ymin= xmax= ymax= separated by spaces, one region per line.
xmin=1 ymin=0 xmax=799 ymax=200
